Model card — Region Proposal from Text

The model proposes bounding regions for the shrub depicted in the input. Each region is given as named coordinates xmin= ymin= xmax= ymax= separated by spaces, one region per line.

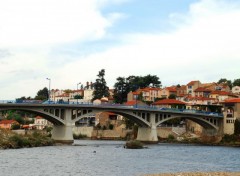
xmin=73 ymin=133 xmax=87 ymax=139
xmin=109 ymin=124 xmax=114 ymax=130
xmin=125 ymin=140 xmax=143 ymax=149
xmin=168 ymin=134 xmax=175 ymax=141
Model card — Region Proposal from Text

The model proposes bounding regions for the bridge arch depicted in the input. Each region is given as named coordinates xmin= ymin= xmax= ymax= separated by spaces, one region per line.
xmin=0 ymin=108 xmax=65 ymax=125
xmin=156 ymin=115 xmax=219 ymax=130
xmin=73 ymin=109 xmax=151 ymax=127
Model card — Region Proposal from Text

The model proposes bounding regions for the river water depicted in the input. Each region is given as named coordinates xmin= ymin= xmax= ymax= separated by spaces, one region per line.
xmin=0 ymin=140 xmax=239 ymax=176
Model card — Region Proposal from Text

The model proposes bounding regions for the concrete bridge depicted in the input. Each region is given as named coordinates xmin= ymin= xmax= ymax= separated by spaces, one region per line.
xmin=0 ymin=103 xmax=224 ymax=143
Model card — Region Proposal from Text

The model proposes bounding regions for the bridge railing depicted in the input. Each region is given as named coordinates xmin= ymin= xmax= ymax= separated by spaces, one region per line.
xmin=0 ymin=100 xmax=223 ymax=117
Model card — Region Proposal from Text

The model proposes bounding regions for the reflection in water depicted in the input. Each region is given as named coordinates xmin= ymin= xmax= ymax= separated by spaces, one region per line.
xmin=0 ymin=140 xmax=240 ymax=176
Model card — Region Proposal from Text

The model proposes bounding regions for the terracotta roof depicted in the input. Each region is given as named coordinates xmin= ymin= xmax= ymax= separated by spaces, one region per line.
xmin=125 ymin=101 xmax=137 ymax=106
xmin=166 ymin=87 xmax=177 ymax=92
xmin=141 ymin=87 xmax=161 ymax=92
xmin=152 ymin=99 xmax=186 ymax=105
xmin=132 ymin=92 xmax=140 ymax=95
xmin=0 ymin=120 xmax=18 ymax=124
xmin=194 ymin=87 xmax=211 ymax=92
xmin=35 ymin=116 xmax=43 ymax=119
xmin=187 ymin=81 xmax=199 ymax=86
xmin=211 ymin=91 xmax=231 ymax=95
xmin=223 ymin=98 xmax=240 ymax=103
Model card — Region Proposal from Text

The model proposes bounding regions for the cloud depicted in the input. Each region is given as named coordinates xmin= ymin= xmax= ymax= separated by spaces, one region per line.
xmin=1 ymin=0 xmax=240 ymax=99
xmin=0 ymin=0 xmax=113 ymax=47
xmin=56 ymin=0 xmax=240 ymax=87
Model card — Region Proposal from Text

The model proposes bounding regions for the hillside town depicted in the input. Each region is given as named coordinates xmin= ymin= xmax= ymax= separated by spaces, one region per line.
xmin=1 ymin=79 xmax=239 ymax=141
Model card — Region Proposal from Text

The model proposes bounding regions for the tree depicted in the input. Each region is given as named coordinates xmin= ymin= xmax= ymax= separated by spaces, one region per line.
xmin=113 ymin=74 xmax=161 ymax=103
xmin=35 ymin=87 xmax=48 ymax=100
xmin=113 ymin=77 xmax=129 ymax=103
xmin=74 ymin=95 xmax=83 ymax=99
xmin=92 ymin=69 xmax=110 ymax=101
xmin=168 ymin=94 xmax=176 ymax=99
xmin=217 ymin=78 xmax=232 ymax=89
xmin=233 ymin=79 xmax=240 ymax=87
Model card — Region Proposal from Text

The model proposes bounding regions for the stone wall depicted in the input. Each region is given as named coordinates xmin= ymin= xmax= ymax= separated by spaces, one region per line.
xmin=73 ymin=126 xmax=93 ymax=138
xmin=92 ymin=130 xmax=122 ymax=139
xmin=157 ymin=127 xmax=175 ymax=138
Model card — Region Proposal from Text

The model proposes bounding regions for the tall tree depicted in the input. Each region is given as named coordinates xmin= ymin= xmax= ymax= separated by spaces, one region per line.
xmin=92 ymin=69 xmax=110 ymax=101
xmin=113 ymin=74 xmax=161 ymax=103
xmin=233 ymin=79 xmax=240 ymax=86
xmin=113 ymin=77 xmax=129 ymax=103
xmin=217 ymin=78 xmax=232 ymax=89
xmin=35 ymin=87 xmax=48 ymax=100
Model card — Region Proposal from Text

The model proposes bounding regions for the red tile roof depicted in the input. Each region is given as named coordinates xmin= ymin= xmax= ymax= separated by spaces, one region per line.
xmin=125 ymin=101 xmax=137 ymax=106
xmin=132 ymin=92 xmax=140 ymax=95
xmin=223 ymin=98 xmax=240 ymax=103
xmin=166 ymin=87 xmax=177 ymax=92
xmin=187 ymin=81 xmax=199 ymax=86
xmin=194 ymin=87 xmax=211 ymax=92
xmin=152 ymin=99 xmax=186 ymax=105
xmin=0 ymin=120 xmax=18 ymax=124
xmin=35 ymin=116 xmax=43 ymax=119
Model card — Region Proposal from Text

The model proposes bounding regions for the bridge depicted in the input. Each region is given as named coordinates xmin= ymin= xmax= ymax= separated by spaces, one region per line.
xmin=0 ymin=103 xmax=224 ymax=143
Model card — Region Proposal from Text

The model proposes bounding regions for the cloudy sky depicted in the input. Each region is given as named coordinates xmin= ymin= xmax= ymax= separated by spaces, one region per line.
xmin=0 ymin=0 xmax=240 ymax=100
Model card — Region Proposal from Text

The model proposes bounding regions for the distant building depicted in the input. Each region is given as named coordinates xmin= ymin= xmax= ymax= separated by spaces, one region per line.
xmin=232 ymin=86 xmax=240 ymax=95
xmin=34 ymin=116 xmax=52 ymax=130
xmin=0 ymin=120 xmax=19 ymax=129
xmin=152 ymin=99 xmax=186 ymax=109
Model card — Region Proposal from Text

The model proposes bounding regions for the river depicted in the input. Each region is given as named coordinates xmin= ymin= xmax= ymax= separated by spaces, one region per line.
xmin=0 ymin=140 xmax=239 ymax=176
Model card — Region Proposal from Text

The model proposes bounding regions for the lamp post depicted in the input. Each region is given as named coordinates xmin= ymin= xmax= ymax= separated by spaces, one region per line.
xmin=134 ymin=93 xmax=138 ymax=108
xmin=77 ymin=82 xmax=81 ymax=104
xmin=46 ymin=78 xmax=51 ymax=104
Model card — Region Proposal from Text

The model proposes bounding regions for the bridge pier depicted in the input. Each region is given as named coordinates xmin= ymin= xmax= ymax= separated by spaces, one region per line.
xmin=136 ymin=114 xmax=158 ymax=143
xmin=51 ymin=125 xmax=74 ymax=144
xmin=51 ymin=109 xmax=74 ymax=144
xmin=136 ymin=126 xmax=158 ymax=143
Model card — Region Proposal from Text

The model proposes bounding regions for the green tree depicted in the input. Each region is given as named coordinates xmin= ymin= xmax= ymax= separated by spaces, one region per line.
xmin=35 ymin=87 xmax=48 ymax=100
xmin=92 ymin=69 xmax=110 ymax=101
xmin=168 ymin=94 xmax=176 ymax=99
xmin=234 ymin=119 xmax=240 ymax=135
xmin=217 ymin=78 xmax=232 ymax=89
xmin=233 ymin=79 xmax=240 ymax=87
xmin=113 ymin=74 xmax=161 ymax=103
xmin=6 ymin=111 xmax=24 ymax=124
xmin=113 ymin=77 xmax=129 ymax=103
xmin=74 ymin=95 xmax=83 ymax=99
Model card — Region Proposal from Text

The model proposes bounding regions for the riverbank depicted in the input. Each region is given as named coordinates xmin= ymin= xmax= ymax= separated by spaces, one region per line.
xmin=144 ymin=172 xmax=240 ymax=176
xmin=0 ymin=129 xmax=54 ymax=149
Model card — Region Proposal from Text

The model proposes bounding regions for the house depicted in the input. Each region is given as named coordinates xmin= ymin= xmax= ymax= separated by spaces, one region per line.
xmin=159 ymin=86 xmax=177 ymax=99
xmin=141 ymin=87 xmax=161 ymax=102
xmin=152 ymin=99 xmax=186 ymax=109
xmin=127 ymin=90 xmax=141 ymax=101
xmin=232 ymin=86 xmax=240 ymax=95
xmin=194 ymin=87 xmax=212 ymax=98
xmin=210 ymin=91 xmax=238 ymax=103
xmin=186 ymin=80 xmax=201 ymax=96
xmin=34 ymin=116 xmax=52 ymax=130
xmin=0 ymin=120 xmax=19 ymax=129
xmin=124 ymin=100 xmax=147 ymax=107
xmin=176 ymin=85 xmax=187 ymax=97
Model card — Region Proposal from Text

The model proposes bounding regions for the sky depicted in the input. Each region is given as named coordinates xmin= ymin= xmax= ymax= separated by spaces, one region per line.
xmin=1 ymin=0 xmax=240 ymax=100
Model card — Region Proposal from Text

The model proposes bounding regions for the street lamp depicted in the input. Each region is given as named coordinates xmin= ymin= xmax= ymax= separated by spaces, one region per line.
xmin=46 ymin=78 xmax=51 ymax=104
xmin=77 ymin=82 xmax=81 ymax=104
xmin=134 ymin=93 xmax=138 ymax=108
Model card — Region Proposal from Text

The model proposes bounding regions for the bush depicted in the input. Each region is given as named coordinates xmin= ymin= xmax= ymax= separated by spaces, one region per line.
xmin=221 ymin=134 xmax=238 ymax=143
xmin=125 ymin=140 xmax=143 ymax=149
xmin=73 ymin=133 xmax=87 ymax=139
xmin=168 ymin=134 xmax=175 ymax=141
xmin=11 ymin=124 xmax=20 ymax=130
xmin=109 ymin=124 xmax=114 ymax=130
